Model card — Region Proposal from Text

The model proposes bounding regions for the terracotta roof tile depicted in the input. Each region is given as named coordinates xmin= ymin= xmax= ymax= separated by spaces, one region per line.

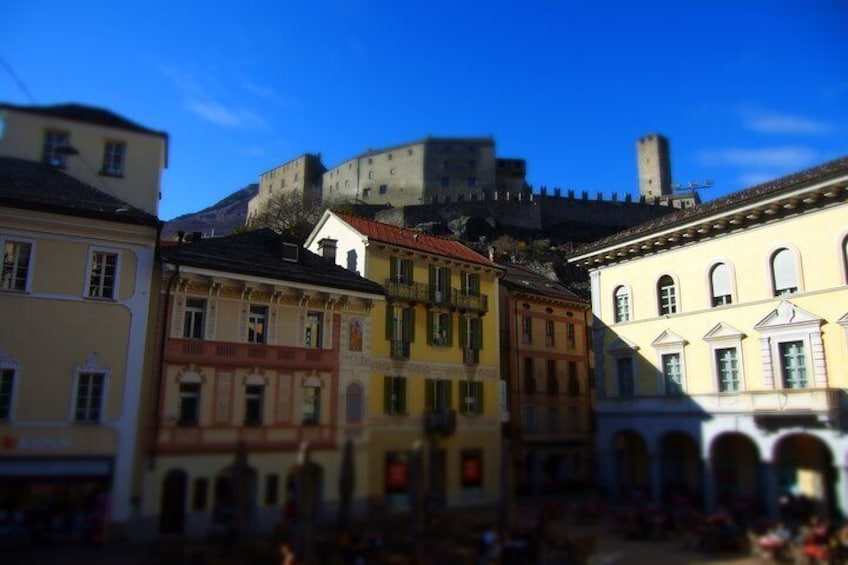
xmin=336 ymin=212 xmax=499 ymax=268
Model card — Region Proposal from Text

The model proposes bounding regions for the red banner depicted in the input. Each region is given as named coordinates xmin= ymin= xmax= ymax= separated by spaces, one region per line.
xmin=462 ymin=455 xmax=482 ymax=485
xmin=386 ymin=461 xmax=409 ymax=489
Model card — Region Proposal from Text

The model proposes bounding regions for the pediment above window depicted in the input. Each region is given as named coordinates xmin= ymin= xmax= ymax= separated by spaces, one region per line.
xmin=754 ymin=300 xmax=822 ymax=330
xmin=608 ymin=336 xmax=639 ymax=354
xmin=703 ymin=322 xmax=746 ymax=342
xmin=838 ymin=312 xmax=848 ymax=328
xmin=651 ymin=329 xmax=688 ymax=348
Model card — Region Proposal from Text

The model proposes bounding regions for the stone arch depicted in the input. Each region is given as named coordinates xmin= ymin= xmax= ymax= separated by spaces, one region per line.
xmin=612 ymin=429 xmax=649 ymax=499
xmin=659 ymin=431 xmax=702 ymax=506
xmin=159 ymin=468 xmax=188 ymax=534
xmin=773 ymin=433 xmax=836 ymax=518
xmin=710 ymin=432 xmax=762 ymax=507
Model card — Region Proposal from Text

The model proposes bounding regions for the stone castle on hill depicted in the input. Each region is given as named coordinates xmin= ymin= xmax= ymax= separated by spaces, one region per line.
xmin=247 ymin=133 xmax=701 ymax=239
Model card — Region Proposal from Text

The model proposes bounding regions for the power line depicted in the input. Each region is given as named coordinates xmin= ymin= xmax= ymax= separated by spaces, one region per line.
xmin=0 ymin=56 xmax=38 ymax=104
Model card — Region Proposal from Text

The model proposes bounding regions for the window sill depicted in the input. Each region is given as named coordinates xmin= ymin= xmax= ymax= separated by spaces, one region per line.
xmin=99 ymin=171 xmax=125 ymax=178
xmin=85 ymin=295 xmax=117 ymax=302
xmin=0 ymin=287 xmax=28 ymax=294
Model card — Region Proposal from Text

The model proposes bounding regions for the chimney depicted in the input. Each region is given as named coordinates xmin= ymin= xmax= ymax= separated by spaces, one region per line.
xmin=318 ymin=238 xmax=337 ymax=262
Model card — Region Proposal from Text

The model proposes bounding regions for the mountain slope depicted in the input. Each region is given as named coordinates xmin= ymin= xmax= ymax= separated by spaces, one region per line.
xmin=161 ymin=184 xmax=257 ymax=239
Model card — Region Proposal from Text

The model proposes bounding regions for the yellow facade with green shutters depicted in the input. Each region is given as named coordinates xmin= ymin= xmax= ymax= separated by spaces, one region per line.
xmin=307 ymin=210 xmax=504 ymax=511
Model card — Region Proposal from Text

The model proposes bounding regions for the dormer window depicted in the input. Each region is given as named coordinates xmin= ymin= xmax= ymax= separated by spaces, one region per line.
xmin=282 ymin=243 xmax=299 ymax=262
xmin=43 ymin=130 xmax=70 ymax=167
xmin=101 ymin=141 xmax=126 ymax=177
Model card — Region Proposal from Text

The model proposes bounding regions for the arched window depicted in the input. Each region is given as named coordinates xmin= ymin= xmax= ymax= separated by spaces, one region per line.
xmin=345 ymin=382 xmax=363 ymax=424
xmin=710 ymin=263 xmax=733 ymax=306
xmin=842 ymin=236 xmax=848 ymax=284
xmin=771 ymin=248 xmax=798 ymax=296
xmin=657 ymin=275 xmax=677 ymax=315
xmin=614 ymin=286 xmax=630 ymax=322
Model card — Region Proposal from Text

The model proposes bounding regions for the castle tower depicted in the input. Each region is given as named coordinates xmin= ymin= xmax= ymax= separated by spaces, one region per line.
xmin=637 ymin=133 xmax=672 ymax=200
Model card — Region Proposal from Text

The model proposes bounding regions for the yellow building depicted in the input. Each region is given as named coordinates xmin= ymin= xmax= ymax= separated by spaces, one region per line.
xmin=568 ymin=156 xmax=848 ymax=517
xmin=306 ymin=211 xmax=504 ymax=511
xmin=142 ymin=229 xmax=384 ymax=537
xmin=0 ymin=103 xmax=167 ymax=538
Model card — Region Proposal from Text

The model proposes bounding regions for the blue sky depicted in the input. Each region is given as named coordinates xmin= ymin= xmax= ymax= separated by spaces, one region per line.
xmin=3 ymin=0 xmax=847 ymax=220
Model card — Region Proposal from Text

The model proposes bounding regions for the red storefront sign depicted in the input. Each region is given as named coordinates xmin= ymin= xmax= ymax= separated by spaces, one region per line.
xmin=386 ymin=461 xmax=409 ymax=490
xmin=462 ymin=454 xmax=482 ymax=486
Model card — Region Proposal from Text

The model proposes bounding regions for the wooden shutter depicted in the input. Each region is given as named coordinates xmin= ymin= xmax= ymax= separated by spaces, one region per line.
xmin=383 ymin=376 xmax=392 ymax=413
xmin=475 ymin=382 xmax=484 ymax=414
xmin=407 ymin=307 xmax=416 ymax=342
xmin=404 ymin=259 xmax=413 ymax=283
xmin=390 ymin=256 xmax=398 ymax=282
xmin=445 ymin=380 xmax=453 ymax=410
xmin=458 ymin=381 xmax=468 ymax=415
xmin=475 ymin=318 xmax=483 ymax=350
xmin=460 ymin=271 xmax=467 ymax=295
xmin=425 ymin=378 xmax=434 ymax=410
xmin=472 ymin=274 xmax=480 ymax=296
xmin=446 ymin=313 xmax=454 ymax=346
xmin=385 ymin=306 xmax=393 ymax=340
xmin=398 ymin=377 xmax=407 ymax=413
xmin=459 ymin=317 xmax=467 ymax=349
xmin=426 ymin=310 xmax=434 ymax=345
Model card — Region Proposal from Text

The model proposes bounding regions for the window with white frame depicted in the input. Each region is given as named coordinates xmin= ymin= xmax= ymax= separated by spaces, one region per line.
xmin=616 ymin=357 xmax=634 ymax=398
xmin=459 ymin=380 xmax=483 ymax=415
xmin=614 ymin=286 xmax=631 ymax=323
xmin=74 ymin=372 xmax=105 ymax=423
xmin=703 ymin=322 xmax=746 ymax=393
xmin=754 ymin=301 xmax=825 ymax=390
xmin=779 ymin=341 xmax=808 ymax=389
xmin=710 ymin=263 xmax=733 ymax=306
xmin=101 ymin=141 xmax=126 ymax=176
xmin=302 ymin=386 xmax=321 ymax=425
xmin=178 ymin=383 xmax=201 ymax=426
xmin=183 ymin=298 xmax=206 ymax=339
xmin=430 ymin=265 xmax=450 ymax=302
xmin=661 ymin=353 xmax=683 ymax=396
xmin=657 ymin=275 xmax=677 ymax=315
xmin=0 ymin=368 xmax=15 ymax=421
xmin=390 ymin=256 xmax=413 ymax=284
xmin=771 ymin=248 xmax=799 ymax=296
xmin=715 ymin=348 xmax=741 ymax=392
xmin=461 ymin=271 xmax=480 ymax=296
xmin=1 ymin=240 xmax=32 ymax=292
xmin=244 ymin=384 xmax=264 ymax=426
xmin=428 ymin=310 xmax=452 ymax=346
xmin=383 ymin=375 xmax=406 ymax=415
xmin=652 ymin=329 xmax=687 ymax=396
xmin=424 ymin=378 xmax=452 ymax=411
xmin=248 ymin=305 xmax=267 ymax=344
xmin=304 ymin=311 xmax=323 ymax=348
xmin=87 ymin=251 xmax=118 ymax=299
xmin=43 ymin=130 xmax=69 ymax=167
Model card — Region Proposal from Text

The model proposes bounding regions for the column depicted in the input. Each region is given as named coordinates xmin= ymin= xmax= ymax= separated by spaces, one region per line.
xmin=702 ymin=458 xmax=716 ymax=513
xmin=650 ymin=453 xmax=663 ymax=504
xmin=761 ymin=460 xmax=780 ymax=519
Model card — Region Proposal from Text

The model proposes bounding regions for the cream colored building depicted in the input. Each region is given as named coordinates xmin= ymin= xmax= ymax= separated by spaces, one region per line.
xmin=569 ymin=156 xmax=848 ymax=517
xmin=0 ymin=103 xmax=167 ymax=538
xmin=0 ymin=103 xmax=168 ymax=215
xmin=306 ymin=211 xmax=504 ymax=511
xmin=142 ymin=229 xmax=384 ymax=537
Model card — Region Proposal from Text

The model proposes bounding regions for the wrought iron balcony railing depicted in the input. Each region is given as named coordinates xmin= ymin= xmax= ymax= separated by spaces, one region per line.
xmin=385 ymin=280 xmax=488 ymax=313
xmin=390 ymin=340 xmax=411 ymax=359
xmin=423 ymin=409 xmax=457 ymax=437
xmin=463 ymin=348 xmax=480 ymax=365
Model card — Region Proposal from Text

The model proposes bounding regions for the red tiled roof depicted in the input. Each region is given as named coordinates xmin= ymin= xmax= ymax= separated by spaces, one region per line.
xmin=336 ymin=212 xmax=499 ymax=268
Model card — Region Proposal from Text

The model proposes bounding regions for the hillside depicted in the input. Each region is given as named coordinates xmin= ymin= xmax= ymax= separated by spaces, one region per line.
xmin=161 ymin=183 xmax=258 ymax=240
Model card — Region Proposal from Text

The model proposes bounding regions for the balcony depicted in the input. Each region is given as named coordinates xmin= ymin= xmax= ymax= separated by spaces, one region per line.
xmin=463 ymin=348 xmax=480 ymax=365
xmin=423 ymin=409 xmax=457 ymax=437
xmin=597 ymin=388 xmax=844 ymax=421
xmin=384 ymin=280 xmax=489 ymax=314
xmin=390 ymin=340 xmax=410 ymax=359
xmin=165 ymin=338 xmax=335 ymax=371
